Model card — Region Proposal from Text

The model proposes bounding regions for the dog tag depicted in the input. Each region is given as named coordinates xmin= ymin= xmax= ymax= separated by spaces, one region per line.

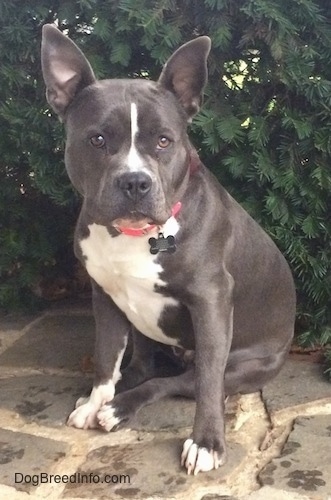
xmin=148 ymin=233 xmax=176 ymax=254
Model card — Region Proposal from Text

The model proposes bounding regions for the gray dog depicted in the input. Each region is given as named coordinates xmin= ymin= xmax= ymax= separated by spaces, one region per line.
xmin=41 ymin=25 xmax=296 ymax=475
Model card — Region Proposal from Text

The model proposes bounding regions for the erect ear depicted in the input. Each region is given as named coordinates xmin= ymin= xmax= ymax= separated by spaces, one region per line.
xmin=158 ymin=36 xmax=211 ymax=120
xmin=41 ymin=24 xmax=96 ymax=119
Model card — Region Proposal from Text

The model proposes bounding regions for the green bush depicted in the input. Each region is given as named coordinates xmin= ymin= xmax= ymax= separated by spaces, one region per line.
xmin=0 ymin=1 xmax=330 ymax=355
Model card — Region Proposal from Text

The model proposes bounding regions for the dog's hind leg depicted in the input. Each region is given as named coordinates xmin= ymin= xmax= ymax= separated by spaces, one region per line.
xmin=223 ymin=341 xmax=293 ymax=396
xmin=115 ymin=331 xmax=158 ymax=393
xmin=97 ymin=368 xmax=195 ymax=431
xmin=116 ymin=334 xmax=189 ymax=394
xmin=98 ymin=346 xmax=291 ymax=432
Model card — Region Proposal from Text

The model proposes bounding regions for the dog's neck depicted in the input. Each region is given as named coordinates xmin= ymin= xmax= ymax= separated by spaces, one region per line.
xmin=187 ymin=148 xmax=202 ymax=176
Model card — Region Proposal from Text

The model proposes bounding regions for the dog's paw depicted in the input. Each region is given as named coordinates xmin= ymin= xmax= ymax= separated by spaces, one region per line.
xmin=67 ymin=382 xmax=116 ymax=430
xmin=67 ymin=402 xmax=99 ymax=429
xmin=181 ymin=438 xmax=226 ymax=475
xmin=97 ymin=404 xmax=122 ymax=432
xmin=97 ymin=390 xmax=139 ymax=431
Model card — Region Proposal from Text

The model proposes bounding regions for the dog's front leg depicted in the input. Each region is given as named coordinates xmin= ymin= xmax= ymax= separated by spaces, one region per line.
xmin=67 ymin=281 xmax=130 ymax=429
xmin=182 ymin=278 xmax=234 ymax=475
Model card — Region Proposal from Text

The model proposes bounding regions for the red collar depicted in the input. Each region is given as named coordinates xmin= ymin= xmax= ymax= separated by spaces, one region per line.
xmin=115 ymin=201 xmax=182 ymax=236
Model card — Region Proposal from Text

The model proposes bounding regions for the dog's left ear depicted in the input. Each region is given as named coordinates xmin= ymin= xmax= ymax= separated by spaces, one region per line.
xmin=41 ymin=24 xmax=96 ymax=119
xmin=158 ymin=36 xmax=211 ymax=120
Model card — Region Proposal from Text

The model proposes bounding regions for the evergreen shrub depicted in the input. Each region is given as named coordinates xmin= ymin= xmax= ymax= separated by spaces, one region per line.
xmin=0 ymin=1 xmax=330 ymax=362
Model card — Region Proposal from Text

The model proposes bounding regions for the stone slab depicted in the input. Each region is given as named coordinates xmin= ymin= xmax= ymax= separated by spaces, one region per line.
xmin=63 ymin=437 xmax=245 ymax=499
xmin=0 ymin=313 xmax=40 ymax=333
xmin=129 ymin=397 xmax=196 ymax=431
xmin=0 ymin=315 xmax=95 ymax=371
xmin=259 ymin=415 xmax=331 ymax=496
xmin=0 ymin=375 xmax=91 ymax=427
xmin=262 ymin=359 xmax=331 ymax=414
xmin=0 ymin=428 xmax=69 ymax=493
xmin=0 ymin=330 xmax=25 ymax=357
xmin=200 ymin=495 xmax=238 ymax=500
xmin=242 ymin=486 xmax=312 ymax=499
xmin=129 ymin=395 xmax=241 ymax=432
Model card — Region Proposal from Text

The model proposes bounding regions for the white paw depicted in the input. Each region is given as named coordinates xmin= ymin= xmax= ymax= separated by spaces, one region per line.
xmin=67 ymin=402 xmax=99 ymax=429
xmin=181 ymin=438 xmax=224 ymax=475
xmin=97 ymin=404 xmax=121 ymax=432
xmin=68 ymin=381 xmax=116 ymax=429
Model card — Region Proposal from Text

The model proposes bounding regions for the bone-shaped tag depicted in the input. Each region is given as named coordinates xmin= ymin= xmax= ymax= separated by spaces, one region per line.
xmin=148 ymin=233 xmax=176 ymax=255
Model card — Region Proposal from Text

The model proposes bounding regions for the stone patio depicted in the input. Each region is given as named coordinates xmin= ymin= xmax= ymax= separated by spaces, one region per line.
xmin=0 ymin=300 xmax=330 ymax=499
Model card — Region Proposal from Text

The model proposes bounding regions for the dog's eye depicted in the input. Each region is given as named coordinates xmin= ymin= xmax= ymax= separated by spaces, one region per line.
xmin=156 ymin=136 xmax=171 ymax=150
xmin=90 ymin=135 xmax=105 ymax=148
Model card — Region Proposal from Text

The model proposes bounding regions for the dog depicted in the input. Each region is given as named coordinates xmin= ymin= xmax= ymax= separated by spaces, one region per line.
xmin=41 ymin=24 xmax=296 ymax=475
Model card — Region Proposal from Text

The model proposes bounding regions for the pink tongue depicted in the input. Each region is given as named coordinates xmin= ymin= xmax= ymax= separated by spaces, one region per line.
xmin=113 ymin=218 xmax=151 ymax=229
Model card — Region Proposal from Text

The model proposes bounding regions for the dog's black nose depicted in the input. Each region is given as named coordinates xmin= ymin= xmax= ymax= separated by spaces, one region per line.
xmin=117 ymin=172 xmax=152 ymax=200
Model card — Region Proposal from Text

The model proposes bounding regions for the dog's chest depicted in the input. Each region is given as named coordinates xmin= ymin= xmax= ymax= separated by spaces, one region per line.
xmin=80 ymin=223 xmax=180 ymax=346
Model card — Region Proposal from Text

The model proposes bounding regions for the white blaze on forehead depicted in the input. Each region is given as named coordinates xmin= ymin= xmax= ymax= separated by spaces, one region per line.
xmin=127 ymin=102 xmax=145 ymax=172
xmin=130 ymin=102 xmax=139 ymax=141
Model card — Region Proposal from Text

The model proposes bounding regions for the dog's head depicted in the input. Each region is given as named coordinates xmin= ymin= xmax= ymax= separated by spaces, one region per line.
xmin=41 ymin=25 xmax=210 ymax=229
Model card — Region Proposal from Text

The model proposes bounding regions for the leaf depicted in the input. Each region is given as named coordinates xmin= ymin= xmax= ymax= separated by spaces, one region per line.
xmin=248 ymin=117 xmax=270 ymax=147
xmin=216 ymin=115 xmax=246 ymax=145
xmin=93 ymin=18 xmax=111 ymax=41
xmin=265 ymin=192 xmax=290 ymax=223
xmin=110 ymin=42 xmax=132 ymax=66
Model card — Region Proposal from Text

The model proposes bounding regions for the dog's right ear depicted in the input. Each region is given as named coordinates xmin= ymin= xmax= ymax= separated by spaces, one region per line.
xmin=41 ymin=24 xmax=96 ymax=119
xmin=158 ymin=36 xmax=211 ymax=120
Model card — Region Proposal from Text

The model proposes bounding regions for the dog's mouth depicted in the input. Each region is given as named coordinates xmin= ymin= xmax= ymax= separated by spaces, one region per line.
xmin=112 ymin=216 xmax=154 ymax=230
xmin=111 ymin=211 xmax=159 ymax=232
xmin=111 ymin=204 xmax=181 ymax=234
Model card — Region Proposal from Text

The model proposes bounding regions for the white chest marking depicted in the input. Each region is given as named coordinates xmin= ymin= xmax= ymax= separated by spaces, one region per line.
xmin=80 ymin=218 xmax=180 ymax=346
xmin=127 ymin=102 xmax=145 ymax=172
